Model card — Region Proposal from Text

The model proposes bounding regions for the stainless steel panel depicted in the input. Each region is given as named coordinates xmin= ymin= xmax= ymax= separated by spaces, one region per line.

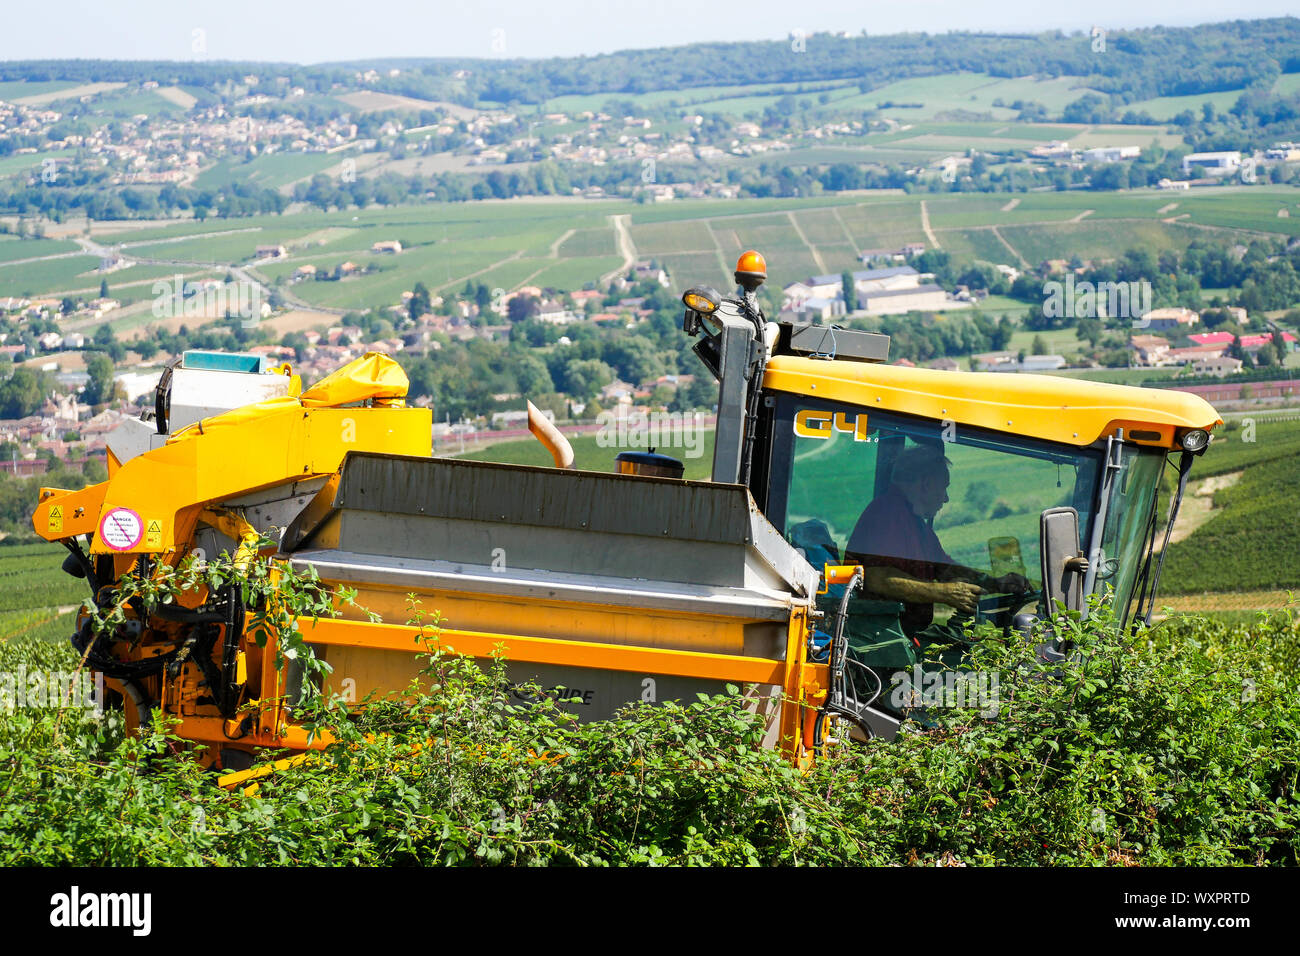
xmin=288 ymin=549 xmax=797 ymax=621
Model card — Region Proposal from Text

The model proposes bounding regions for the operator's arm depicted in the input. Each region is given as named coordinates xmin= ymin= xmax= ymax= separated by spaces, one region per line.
xmin=863 ymin=566 xmax=982 ymax=614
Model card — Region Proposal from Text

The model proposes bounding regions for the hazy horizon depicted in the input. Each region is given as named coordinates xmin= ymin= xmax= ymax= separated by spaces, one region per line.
xmin=1 ymin=1 xmax=1297 ymax=65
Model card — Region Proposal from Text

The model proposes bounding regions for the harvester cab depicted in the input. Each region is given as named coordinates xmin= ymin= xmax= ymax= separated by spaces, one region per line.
xmin=681 ymin=251 xmax=1222 ymax=736
xmin=32 ymin=249 xmax=1221 ymax=770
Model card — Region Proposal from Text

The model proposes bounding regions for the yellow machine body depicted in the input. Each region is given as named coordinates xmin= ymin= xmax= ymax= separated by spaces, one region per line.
xmin=33 ymin=296 xmax=1221 ymax=772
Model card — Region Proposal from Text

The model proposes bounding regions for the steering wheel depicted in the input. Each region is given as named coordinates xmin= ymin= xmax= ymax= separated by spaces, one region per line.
xmin=948 ymin=587 xmax=1042 ymax=633
xmin=979 ymin=588 xmax=1041 ymax=630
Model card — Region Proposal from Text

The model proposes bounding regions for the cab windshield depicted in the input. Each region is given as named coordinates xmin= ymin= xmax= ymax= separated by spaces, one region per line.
xmin=765 ymin=395 xmax=1104 ymax=631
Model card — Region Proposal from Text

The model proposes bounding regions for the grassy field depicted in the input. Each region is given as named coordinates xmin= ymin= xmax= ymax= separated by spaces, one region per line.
xmin=1125 ymin=71 xmax=1300 ymax=121
xmin=1160 ymin=418 xmax=1300 ymax=595
xmin=0 ymin=236 xmax=81 ymax=263
xmin=126 ymin=229 xmax=314 ymax=265
xmin=0 ymin=80 xmax=78 ymax=102
xmin=0 ymin=541 xmax=86 ymax=644
xmin=535 ymin=79 xmax=858 ymax=116
xmin=1046 ymin=366 xmax=1180 ymax=384
xmin=92 ymin=89 xmax=188 ymax=118
xmin=1181 ymin=417 xmax=1300 ymax=478
xmin=5 ymin=184 xmax=1297 ymax=312
xmin=0 ymin=607 xmax=77 ymax=644
xmin=694 ymin=73 xmax=1106 ymax=123
xmin=0 ymin=255 xmax=103 ymax=298
xmin=0 ymin=151 xmax=64 ymax=180
xmin=1161 ymin=453 xmax=1300 ymax=595
xmin=1005 ymin=325 xmax=1086 ymax=357
xmin=524 ymin=68 xmax=1300 ymax=131
xmin=193 ymin=153 xmax=342 ymax=192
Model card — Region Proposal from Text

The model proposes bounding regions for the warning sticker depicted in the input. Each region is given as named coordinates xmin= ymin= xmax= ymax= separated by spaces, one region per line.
xmin=144 ymin=519 xmax=163 ymax=549
xmin=47 ymin=504 xmax=63 ymax=534
xmin=98 ymin=507 xmax=143 ymax=552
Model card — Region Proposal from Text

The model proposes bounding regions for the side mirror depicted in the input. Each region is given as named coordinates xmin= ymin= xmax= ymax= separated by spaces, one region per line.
xmin=682 ymin=308 xmax=702 ymax=336
xmin=1040 ymin=507 xmax=1086 ymax=615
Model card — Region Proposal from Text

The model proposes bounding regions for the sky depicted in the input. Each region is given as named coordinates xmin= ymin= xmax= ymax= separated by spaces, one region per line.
xmin=1 ymin=0 xmax=1296 ymax=63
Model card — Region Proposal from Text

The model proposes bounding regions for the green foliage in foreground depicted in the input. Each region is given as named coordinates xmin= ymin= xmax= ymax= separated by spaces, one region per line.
xmin=0 ymin=603 xmax=1296 ymax=866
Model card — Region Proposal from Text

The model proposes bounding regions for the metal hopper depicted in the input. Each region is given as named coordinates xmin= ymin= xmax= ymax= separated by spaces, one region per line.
xmin=281 ymin=452 xmax=820 ymax=729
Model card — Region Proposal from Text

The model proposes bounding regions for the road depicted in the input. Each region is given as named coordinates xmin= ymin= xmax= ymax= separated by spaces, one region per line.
xmin=919 ymin=200 xmax=941 ymax=250
xmin=602 ymin=214 xmax=637 ymax=286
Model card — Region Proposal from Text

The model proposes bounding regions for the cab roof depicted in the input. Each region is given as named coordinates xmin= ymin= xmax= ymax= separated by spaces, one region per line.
xmin=763 ymin=355 xmax=1222 ymax=450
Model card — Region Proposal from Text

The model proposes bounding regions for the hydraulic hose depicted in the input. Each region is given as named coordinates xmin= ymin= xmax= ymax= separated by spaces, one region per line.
xmin=198 ymin=508 xmax=262 ymax=575
xmin=197 ymin=509 xmax=258 ymax=719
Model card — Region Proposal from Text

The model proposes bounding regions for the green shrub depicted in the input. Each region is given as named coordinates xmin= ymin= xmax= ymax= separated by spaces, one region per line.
xmin=1 ymin=593 xmax=1296 ymax=866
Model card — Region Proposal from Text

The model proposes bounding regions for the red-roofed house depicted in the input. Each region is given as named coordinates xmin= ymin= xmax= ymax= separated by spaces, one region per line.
xmin=1187 ymin=331 xmax=1236 ymax=347
xmin=1240 ymin=332 xmax=1296 ymax=352
xmin=1190 ymin=330 xmax=1297 ymax=351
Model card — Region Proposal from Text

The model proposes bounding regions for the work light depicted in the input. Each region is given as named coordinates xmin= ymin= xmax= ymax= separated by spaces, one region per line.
xmin=1180 ymin=429 xmax=1210 ymax=452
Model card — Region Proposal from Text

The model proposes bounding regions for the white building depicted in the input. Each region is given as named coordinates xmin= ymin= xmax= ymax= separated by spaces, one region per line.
xmin=859 ymin=284 xmax=960 ymax=315
xmin=1014 ymin=354 xmax=1068 ymax=373
xmin=633 ymin=261 xmax=670 ymax=287
xmin=853 ymin=266 xmax=921 ymax=296
xmin=784 ymin=266 xmax=948 ymax=316
xmin=788 ymin=296 xmax=846 ymax=322
xmin=1182 ymin=152 xmax=1241 ymax=177
xmin=1141 ymin=307 xmax=1199 ymax=330
xmin=1192 ymin=357 xmax=1243 ymax=377
xmin=537 ymin=303 xmax=579 ymax=325
xmin=1082 ymin=146 xmax=1140 ymax=163
xmin=1265 ymin=143 xmax=1300 ymax=161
